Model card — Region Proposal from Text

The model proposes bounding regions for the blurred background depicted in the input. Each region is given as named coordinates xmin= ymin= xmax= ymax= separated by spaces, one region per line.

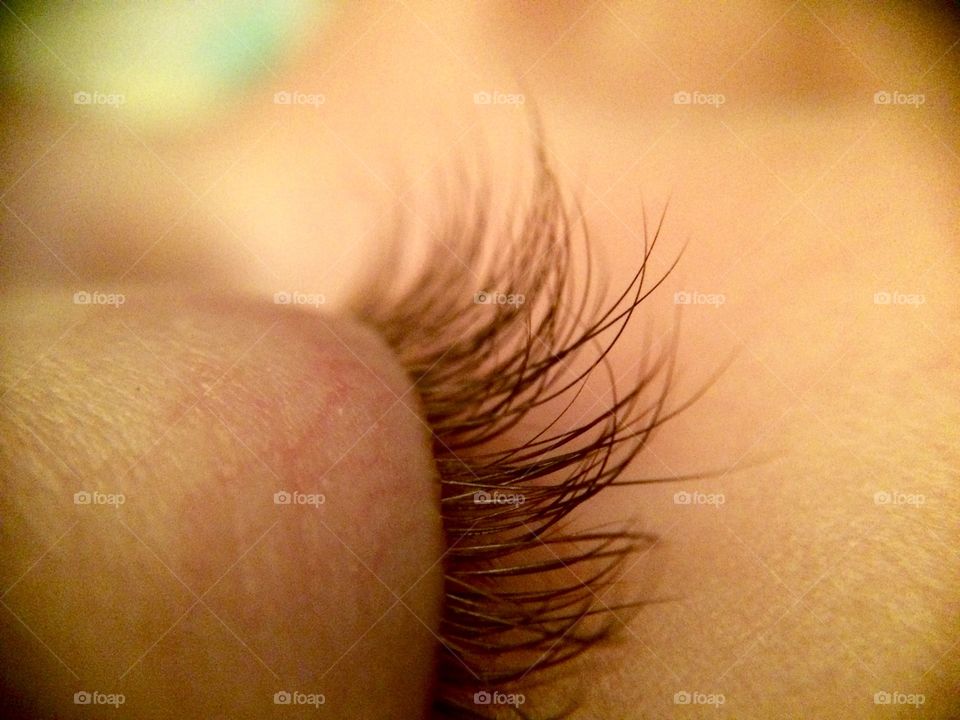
xmin=2 ymin=1 xmax=956 ymax=305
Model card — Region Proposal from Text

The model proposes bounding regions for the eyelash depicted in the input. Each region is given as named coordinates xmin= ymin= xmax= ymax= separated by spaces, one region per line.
xmin=349 ymin=143 xmax=690 ymax=719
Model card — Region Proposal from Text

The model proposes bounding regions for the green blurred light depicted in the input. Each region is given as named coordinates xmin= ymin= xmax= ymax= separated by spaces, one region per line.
xmin=5 ymin=0 xmax=326 ymax=128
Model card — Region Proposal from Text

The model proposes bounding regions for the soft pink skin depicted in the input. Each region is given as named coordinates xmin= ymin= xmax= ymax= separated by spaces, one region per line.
xmin=0 ymin=290 xmax=444 ymax=719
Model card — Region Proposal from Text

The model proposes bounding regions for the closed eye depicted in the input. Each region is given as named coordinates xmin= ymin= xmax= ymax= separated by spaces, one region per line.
xmin=349 ymin=141 xmax=713 ymax=719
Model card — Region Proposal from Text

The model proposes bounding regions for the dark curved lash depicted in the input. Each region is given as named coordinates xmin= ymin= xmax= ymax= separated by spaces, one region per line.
xmin=348 ymin=142 xmax=690 ymax=720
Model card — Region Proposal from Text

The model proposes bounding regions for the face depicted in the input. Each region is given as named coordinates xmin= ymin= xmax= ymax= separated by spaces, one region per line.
xmin=2 ymin=1 xmax=958 ymax=718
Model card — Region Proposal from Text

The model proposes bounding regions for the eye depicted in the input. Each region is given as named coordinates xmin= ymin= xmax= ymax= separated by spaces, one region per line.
xmin=350 ymin=143 xmax=705 ymax=718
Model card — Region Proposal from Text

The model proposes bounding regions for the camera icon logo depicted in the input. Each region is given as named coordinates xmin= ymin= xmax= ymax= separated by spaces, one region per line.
xmin=73 ymin=91 xmax=92 ymax=105
xmin=273 ymin=91 xmax=292 ymax=105
xmin=274 ymin=690 xmax=292 ymax=704
xmin=673 ymin=290 xmax=692 ymax=304
xmin=273 ymin=291 xmax=292 ymax=304
xmin=74 ymin=491 xmax=92 ymax=505
xmin=274 ymin=491 xmax=292 ymax=505
xmin=474 ymin=291 xmax=492 ymax=304
xmin=673 ymin=491 xmax=691 ymax=505
xmin=473 ymin=490 xmax=491 ymax=504
xmin=473 ymin=91 xmax=492 ymax=105
xmin=473 ymin=690 xmax=492 ymax=705
xmin=73 ymin=291 xmax=92 ymax=305
xmin=74 ymin=691 xmax=92 ymax=704
xmin=873 ymin=91 xmax=891 ymax=105
xmin=873 ymin=291 xmax=892 ymax=305
xmin=873 ymin=691 xmax=892 ymax=704
xmin=674 ymin=690 xmax=692 ymax=704
xmin=673 ymin=91 xmax=692 ymax=105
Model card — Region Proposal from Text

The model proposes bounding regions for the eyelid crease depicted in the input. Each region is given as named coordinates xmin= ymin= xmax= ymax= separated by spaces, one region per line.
xmin=349 ymin=140 xmax=695 ymax=720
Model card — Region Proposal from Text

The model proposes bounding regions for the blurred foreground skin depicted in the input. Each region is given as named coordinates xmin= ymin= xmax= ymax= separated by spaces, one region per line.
xmin=0 ymin=289 xmax=444 ymax=719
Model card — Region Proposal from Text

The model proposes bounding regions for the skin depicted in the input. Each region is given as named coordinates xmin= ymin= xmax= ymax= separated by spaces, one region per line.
xmin=0 ymin=292 xmax=444 ymax=718
xmin=1 ymin=1 xmax=958 ymax=718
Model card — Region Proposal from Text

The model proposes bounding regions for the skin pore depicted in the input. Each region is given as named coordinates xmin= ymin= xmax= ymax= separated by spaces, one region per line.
xmin=2 ymin=1 xmax=959 ymax=718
